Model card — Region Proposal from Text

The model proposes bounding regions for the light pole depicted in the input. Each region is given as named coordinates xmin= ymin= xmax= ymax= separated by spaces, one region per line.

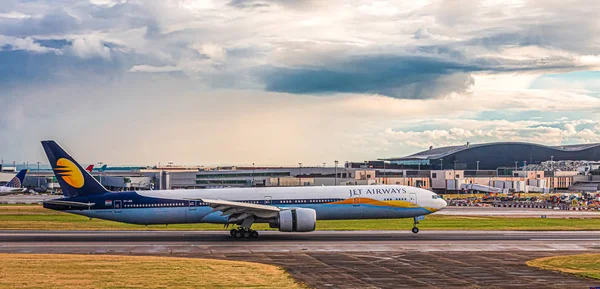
xmin=439 ymin=158 xmax=443 ymax=170
xmin=323 ymin=162 xmax=326 ymax=168
xmin=298 ymin=163 xmax=302 ymax=186
xmin=514 ymin=161 xmax=518 ymax=171
xmin=36 ymin=161 xmax=40 ymax=188
xmin=334 ymin=160 xmax=338 ymax=186
xmin=364 ymin=161 xmax=368 ymax=181
xmin=550 ymin=156 xmax=554 ymax=171
xmin=252 ymin=162 xmax=255 ymax=187
xmin=98 ymin=162 xmax=104 ymax=185
xmin=383 ymin=160 xmax=386 ymax=184
xmin=476 ymin=161 xmax=480 ymax=171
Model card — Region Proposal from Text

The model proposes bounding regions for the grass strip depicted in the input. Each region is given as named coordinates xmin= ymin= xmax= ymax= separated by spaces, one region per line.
xmin=1 ymin=206 xmax=600 ymax=231
xmin=527 ymin=253 xmax=600 ymax=280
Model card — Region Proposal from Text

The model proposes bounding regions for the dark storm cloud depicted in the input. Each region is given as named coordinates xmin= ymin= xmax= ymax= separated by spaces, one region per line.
xmin=258 ymin=48 xmax=589 ymax=99
xmin=260 ymin=55 xmax=482 ymax=99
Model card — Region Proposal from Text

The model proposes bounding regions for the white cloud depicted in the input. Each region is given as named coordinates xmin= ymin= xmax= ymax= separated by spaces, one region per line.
xmin=88 ymin=0 xmax=126 ymax=7
xmin=129 ymin=65 xmax=181 ymax=73
xmin=192 ymin=43 xmax=226 ymax=62
xmin=0 ymin=35 xmax=62 ymax=54
xmin=0 ymin=11 xmax=31 ymax=19
xmin=381 ymin=118 xmax=600 ymax=154
xmin=70 ymin=36 xmax=111 ymax=59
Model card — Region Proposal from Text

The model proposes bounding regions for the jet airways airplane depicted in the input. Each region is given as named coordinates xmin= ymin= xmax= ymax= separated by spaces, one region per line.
xmin=42 ymin=140 xmax=447 ymax=238
xmin=0 ymin=169 xmax=28 ymax=196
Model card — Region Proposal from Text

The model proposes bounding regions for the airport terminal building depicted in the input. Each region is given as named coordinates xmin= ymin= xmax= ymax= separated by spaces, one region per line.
xmin=3 ymin=141 xmax=600 ymax=195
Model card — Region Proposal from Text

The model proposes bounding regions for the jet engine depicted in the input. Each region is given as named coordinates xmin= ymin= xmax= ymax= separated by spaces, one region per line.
xmin=277 ymin=208 xmax=316 ymax=232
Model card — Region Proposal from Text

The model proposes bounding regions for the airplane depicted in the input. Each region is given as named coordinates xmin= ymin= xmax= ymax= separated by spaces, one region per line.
xmin=85 ymin=165 xmax=94 ymax=173
xmin=0 ymin=169 xmax=28 ymax=196
xmin=41 ymin=140 xmax=447 ymax=238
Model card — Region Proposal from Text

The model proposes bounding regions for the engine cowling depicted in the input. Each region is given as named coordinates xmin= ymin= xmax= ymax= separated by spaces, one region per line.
xmin=278 ymin=208 xmax=316 ymax=232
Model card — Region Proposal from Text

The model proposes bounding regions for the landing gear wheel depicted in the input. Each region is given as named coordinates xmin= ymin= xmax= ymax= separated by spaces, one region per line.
xmin=243 ymin=230 xmax=251 ymax=239
xmin=412 ymin=227 xmax=419 ymax=234
xmin=230 ymin=229 xmax=237 ymax=237
xmin=234 ymin=230 xmax=243 ymax=238
xmin=251 ymin=230 xmax=259 ymax=238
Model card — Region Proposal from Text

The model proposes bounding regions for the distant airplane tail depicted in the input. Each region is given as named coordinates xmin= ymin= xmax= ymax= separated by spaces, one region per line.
xmin=99 ymin=164 xmax=107 ymax=172
xmin=41 ymin=141 xmax=109 ymax=198
xmin=5 ymin=169 xmax=27 ymax=188
xmin=85 ymin=165 xmax=94 ymax=173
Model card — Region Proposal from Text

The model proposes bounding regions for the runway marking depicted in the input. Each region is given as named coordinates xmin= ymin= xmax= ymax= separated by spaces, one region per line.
xmin=531 ymin=238 xmax=600 ymax=241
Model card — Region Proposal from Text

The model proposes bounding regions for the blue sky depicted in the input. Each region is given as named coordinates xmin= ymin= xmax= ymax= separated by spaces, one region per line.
xmin=0 ymin=0 xmax=599 ymax=166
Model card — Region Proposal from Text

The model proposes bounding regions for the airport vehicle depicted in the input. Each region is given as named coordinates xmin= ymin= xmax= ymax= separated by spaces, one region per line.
xmin=41 ymin=141 xmax=447 ymax=238
xmin=0 ymin=169 xmax=28 ymax=196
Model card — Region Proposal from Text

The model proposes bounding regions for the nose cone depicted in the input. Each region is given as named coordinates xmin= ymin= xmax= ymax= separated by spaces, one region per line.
xmin=439 ymin=198 xmax=448 ymax=210
xmin=429 ymin=196 xmax=447 ymax=212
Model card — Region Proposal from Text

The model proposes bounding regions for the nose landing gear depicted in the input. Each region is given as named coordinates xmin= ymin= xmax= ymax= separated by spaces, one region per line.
xmin=412 ymin=216 xmax=421 ymax=234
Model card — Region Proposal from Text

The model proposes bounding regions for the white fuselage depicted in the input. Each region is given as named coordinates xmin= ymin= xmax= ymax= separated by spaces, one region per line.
xmin=57 ymin=185 xmax=447 ymax=225
xmin=0 ymin=186 xmax=26 ymax=196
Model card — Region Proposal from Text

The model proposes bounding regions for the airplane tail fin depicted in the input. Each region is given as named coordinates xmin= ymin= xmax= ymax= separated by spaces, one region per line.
xmin=41 ymin=141 xmax=109 ymax=198
xmin=5 ymin=169 xmax=27 ymax=188
xmin=85 ymin=164 xmax=94 ymax=173
xmin=100 ymin=164 xmax=107 ymax=172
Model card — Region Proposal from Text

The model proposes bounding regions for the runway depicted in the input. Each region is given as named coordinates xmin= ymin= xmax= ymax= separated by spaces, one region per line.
xmin=437 ymin=206 xmax=600 ymax=218
xmin=1 ymin=230 xmax=598 ymax=288
xmin=2 ymin=230 xmax=600 ymax=253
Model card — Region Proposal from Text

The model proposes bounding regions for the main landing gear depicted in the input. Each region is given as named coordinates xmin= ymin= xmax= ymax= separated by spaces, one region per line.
xmin=230 ymin=228 xmax=259 ymax=239
xmin=412 ymin=217 xmax=420 ymax=234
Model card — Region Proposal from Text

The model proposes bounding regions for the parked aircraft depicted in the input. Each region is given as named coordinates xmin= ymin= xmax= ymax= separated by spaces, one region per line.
xmin=0 ymin=169 xmax=28 ymax=196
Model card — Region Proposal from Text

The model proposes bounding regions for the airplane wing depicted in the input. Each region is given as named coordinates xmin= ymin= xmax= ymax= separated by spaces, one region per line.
xmin=190 ymin=198 xmax=281 ymax=223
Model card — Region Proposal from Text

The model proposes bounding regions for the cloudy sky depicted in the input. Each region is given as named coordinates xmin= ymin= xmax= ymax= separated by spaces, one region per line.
xmin=1 ymin=0 xmax=599 ymax=166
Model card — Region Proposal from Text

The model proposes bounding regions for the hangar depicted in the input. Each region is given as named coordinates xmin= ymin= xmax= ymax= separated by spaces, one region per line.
xmin=386 ymin=142 xmax=600 ymax=171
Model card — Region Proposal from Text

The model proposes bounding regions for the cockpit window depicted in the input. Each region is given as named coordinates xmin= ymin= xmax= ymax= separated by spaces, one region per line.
xmin=432 ymin=195 xmax=441 ymax=199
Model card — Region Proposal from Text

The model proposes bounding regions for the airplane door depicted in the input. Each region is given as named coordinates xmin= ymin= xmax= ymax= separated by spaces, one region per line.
xmin=409 ymin=193 xmax=417 ymax=204
xmin=264 ymin=196 xmax=272 ymax=205
xmin=114 ymin=200 xmax=122 ymax=213
xmin=189 ymin=200 xmax=196 ymax=210
xmin=352 ymin=197 xmax=360 ymax=207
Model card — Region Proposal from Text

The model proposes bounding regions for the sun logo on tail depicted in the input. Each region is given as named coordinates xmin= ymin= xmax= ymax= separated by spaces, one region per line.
xmin=55 ymin=158 xmax=85 ymax=188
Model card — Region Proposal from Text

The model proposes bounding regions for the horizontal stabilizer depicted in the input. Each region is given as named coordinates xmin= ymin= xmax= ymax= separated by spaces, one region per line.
xmin=44 ymin=200 xmax=95 ymax=207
